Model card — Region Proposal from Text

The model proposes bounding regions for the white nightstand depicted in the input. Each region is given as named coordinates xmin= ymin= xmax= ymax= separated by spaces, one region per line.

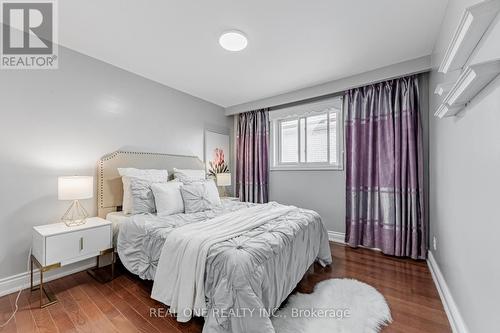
xmin=221 ymin=196 xmax=240 ymax=202
xmin=31 ymin=217 xmax=114 ymax=308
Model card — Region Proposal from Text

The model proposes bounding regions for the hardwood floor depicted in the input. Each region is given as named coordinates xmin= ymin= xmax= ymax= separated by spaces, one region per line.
xmin=0 ymin=243 xmax=451 ymax=333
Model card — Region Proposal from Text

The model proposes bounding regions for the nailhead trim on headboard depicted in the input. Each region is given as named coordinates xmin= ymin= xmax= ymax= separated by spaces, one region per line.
xmin=98 ymin=150 xmax=204 ymax=209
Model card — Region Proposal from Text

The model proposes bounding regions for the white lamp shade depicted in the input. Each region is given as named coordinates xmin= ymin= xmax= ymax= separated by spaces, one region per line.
xmin=217 ymin=173 xmax=231 ymax=186
xmin=58 ymin=176 xmax=93 ymax=201
xmin=216 ymin=173 xmax=231 ymax=187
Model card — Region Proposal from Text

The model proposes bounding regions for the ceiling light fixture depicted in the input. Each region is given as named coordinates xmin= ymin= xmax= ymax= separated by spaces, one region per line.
xmin=219 ymin=30 xmax=248 ymax=52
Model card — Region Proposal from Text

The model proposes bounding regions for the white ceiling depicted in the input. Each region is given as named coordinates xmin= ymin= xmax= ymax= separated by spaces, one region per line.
xmin=59 ymin=0 xmax=449 ymax=107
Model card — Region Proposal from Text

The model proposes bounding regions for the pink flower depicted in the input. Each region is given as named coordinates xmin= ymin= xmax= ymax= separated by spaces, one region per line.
xmin=214 ymin=148 xmax=225 ymax=166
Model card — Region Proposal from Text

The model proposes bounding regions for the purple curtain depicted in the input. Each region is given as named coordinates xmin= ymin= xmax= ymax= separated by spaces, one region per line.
xmin=345 ymin=75 xmax=426 ymax=259
xmin=236 ymin=109 xmax=270 ymax=203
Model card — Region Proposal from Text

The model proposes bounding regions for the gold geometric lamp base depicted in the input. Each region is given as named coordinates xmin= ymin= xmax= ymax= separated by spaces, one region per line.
xmin=61 ymin=199 xmax=89 ymax=226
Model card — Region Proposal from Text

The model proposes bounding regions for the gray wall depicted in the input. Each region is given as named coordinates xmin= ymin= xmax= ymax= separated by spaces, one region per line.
xmin=269 ymin=74 xmax=429 ymax=234
xmin=429 ymin=1 xmax=500 ymax=332
xmin=0 ymin=46 xmax=230 ymax=279
xmin=270 ymin=170 xmax=346 ymax=233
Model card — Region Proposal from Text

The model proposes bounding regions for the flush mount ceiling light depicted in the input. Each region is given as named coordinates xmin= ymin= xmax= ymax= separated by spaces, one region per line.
xmin=219 ymin=30 xmax=248 ymax=51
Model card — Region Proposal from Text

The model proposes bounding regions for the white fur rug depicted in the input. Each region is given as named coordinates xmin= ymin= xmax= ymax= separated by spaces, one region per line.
xmin=272 ymin=279 xmax=392 ymax=333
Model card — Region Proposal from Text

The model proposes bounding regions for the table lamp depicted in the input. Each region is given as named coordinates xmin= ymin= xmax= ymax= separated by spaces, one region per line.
xmin=58 ymin=176 xmax=93 ymax=226
xmin=216 ymin=173 xmax=231 ymax=197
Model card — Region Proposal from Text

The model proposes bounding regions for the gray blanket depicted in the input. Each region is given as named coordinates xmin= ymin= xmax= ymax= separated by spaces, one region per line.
xmin=117 ymin=200 xmax=332 ymax=333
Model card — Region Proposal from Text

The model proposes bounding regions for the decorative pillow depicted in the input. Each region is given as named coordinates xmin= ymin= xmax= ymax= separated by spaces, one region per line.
xmin=173 ymin=168 xmax=206 ymax=183
xmin=118 ymin=168 xmax=169 ymax=214
xmin=180 ymin=179 xmax=221 ymax=213
xmin=129 ymin=177 xmax=160 ymax=214
xmin=151 ymin=181 xmax=184 ymax=216
xmin=204 ymin=179 xmax=222 ymax=206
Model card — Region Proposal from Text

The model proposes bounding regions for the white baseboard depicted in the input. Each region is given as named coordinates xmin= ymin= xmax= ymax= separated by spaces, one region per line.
xmin=328 ymin=230 xmax=345 ymax=244
xmin=327 ymin=234 xmax=466 ymax=331
xmin=0 ymin=258 xmax=96 ymax=298
xmin=427 ymin=251 xmax=469 ymax=333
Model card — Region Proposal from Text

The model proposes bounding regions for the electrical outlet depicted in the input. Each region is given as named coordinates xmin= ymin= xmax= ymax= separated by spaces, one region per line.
xmin=433 ymin=236 xmax=437 ymax=251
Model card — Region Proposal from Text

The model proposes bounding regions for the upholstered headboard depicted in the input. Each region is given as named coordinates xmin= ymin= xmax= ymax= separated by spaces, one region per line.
xmin=97 ymin=150 xmax=204 ymax=218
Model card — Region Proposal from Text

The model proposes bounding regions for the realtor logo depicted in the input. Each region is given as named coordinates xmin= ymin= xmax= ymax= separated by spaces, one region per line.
xmin=1 ymin=0 xmax=58 ymax=69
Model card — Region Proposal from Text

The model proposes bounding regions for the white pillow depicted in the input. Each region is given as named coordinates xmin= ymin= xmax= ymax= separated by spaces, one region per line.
xmin=118 ymin=168 xmax=169 ymax=214
xmin=151 ymin=181 xmax=184 ymax=216
xmin=204 ymin=179 xmax=222 ymax=206
xmin=173 ymin=168 xmax=206 ymax=183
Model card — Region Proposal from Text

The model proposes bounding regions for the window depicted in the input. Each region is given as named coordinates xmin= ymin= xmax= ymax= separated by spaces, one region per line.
xmin=271 ymin=97 xmax=343 ymax=170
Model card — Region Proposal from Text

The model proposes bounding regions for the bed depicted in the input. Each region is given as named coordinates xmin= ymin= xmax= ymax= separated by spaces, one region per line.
xmin=98 ymin=150 xmax=332 ymax=333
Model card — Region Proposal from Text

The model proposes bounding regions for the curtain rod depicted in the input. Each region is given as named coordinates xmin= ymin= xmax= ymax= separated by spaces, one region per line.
xmin=226 ymin=66 xmax=431 ymax=116
xmin=266 ymin=71 xmax=428 ymax=112
xmin=268 ymin=91 xmax=343 ymax=112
